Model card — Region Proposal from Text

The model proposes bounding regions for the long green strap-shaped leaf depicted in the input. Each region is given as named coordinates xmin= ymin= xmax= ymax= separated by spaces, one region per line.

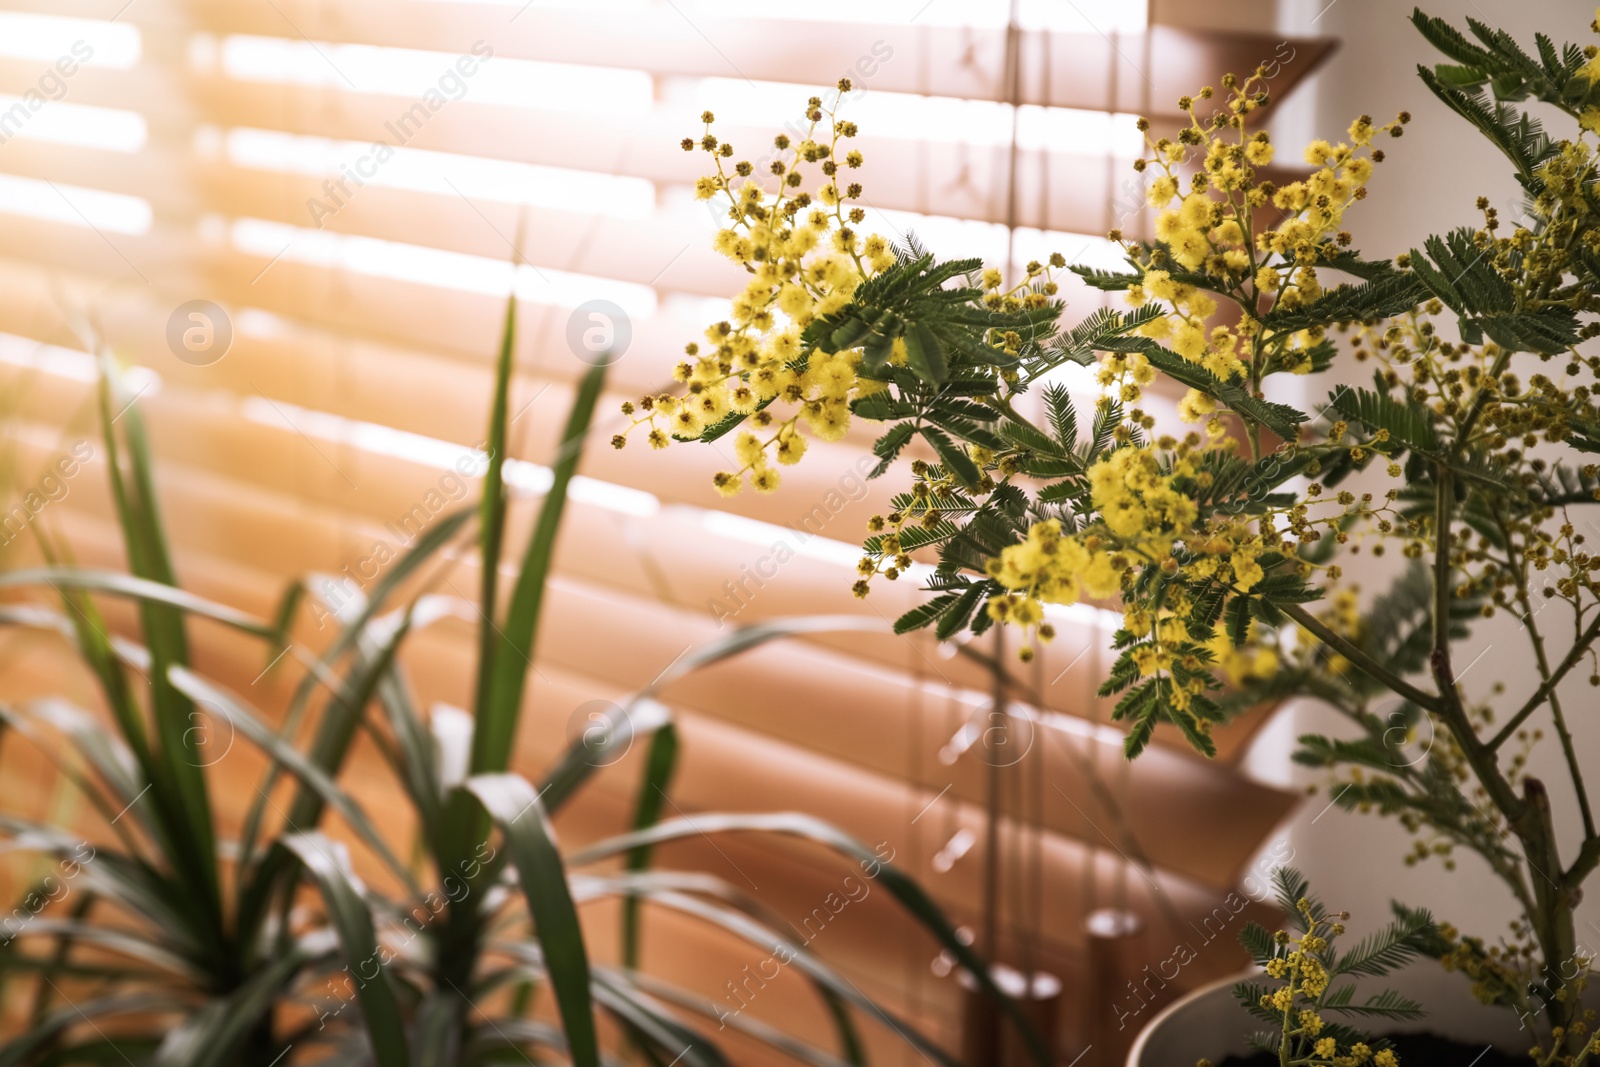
xmin=237 ymin=506 xmax=472 ymax=877
xmin=571 ymin=812 xmax=1052 ymax=1067
xmin=464 ymin=774 xmax=598 ymax=1067
xmin=596 ymin=885 xmax=891 ymax=1066
xmin=0 ymin=696 xmax=149 ymax=854
xmin=538 ymin=619 xmax=890 ymax=978
xmin=235 ymin=609 xmax=429 ymax=957
xmin=152 ymin=945 xmax=309 ymax=1067
xmin=437 ymin=293 xmax=521 ymax=914
xmin=232 ymin=526 xmax=471 ymax=969
xmin=28 ymin=564 xmax=209 ymax=922
xmin=27 ymin=577 xmax=153 ymax=782
xmin=0 ymin=994 xmax=181 ymax=1067
xmin=0 ymin=815 xmax=208 ymax=971
xmin=577 ymin=873 xmax=865 ymax=1066
xmin=167 ymin=667 xmax=421 ymax=899
xmin=21 ymin=563 xmax=255 ymax=914
xmin=471 ymin=362 xmax=608 ymax=775
xmin=3 ymin=917 xmax=198 ymax=984
xmin=374 ymin=673 xmax=444 ymax=841
xmin=438 ymin=364 xmax=609 ymax=959
xmin=23 ymin=699 xmax=144 ymax=817
xmin=536 ymin=620 xmax=866 ymax=807
xmin=282 ymin=833 xmax=411 ymax=1067
xmin=410 ymin=991 xmax=463 ymax=1067
xmin=587 ymin=968 xmax=727 ymax=1067
xmin=622 ymin=720 xmax=677 ymax=972
xmin=460 ymin=1017 xmax=569 ymax=1064
xmin=95 ymin=365 xmax=221 ymax=924
xmin=472 ymin=294 xmax=518 ymax=740
xmin=634 ymin=616 xmax=887 ymax=698
xmin=0 ymin=569 xmax=282 ymax=640
xmin=264 ymin=578 xmax=305 ymax=672
xmin=536 ymin=699 xmax=672 ymax=817
xmin=619 ymin=969 xmax=855 ymax=1067
xmin=492 ymin=939 xmax=723 ymax=1067
xmin=284 ymin=611 xmax=415 ymax=834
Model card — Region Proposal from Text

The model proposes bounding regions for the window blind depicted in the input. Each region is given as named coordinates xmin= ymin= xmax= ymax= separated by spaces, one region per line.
xmin=0 ymin=0 xmax=1334 ymax=1058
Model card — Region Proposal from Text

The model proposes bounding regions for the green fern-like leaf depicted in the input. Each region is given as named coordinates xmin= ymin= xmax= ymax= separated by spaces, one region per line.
xmin=893 ymin=593 xmax=961 ymax=635
xmin=1261 ymin=273 xmax=1428 ymax=333
xmin=1043 ymin=384 xmax=1078 ymax=450
xmin=1332 ymin=905 xmax=1438 ymax=979
xmin=863 ymin=522 xmax=962 ymax=557
xmin=1316 ymin=247 xmax=1409 ymax=282
xmin=1270 ymin=867 xmax=1318 ymax=927
xmin=868 ymin=424 xmax=917 ymax=477
xmin=1415 ymin=67 xmax=1563 ymax=181
xmin=1238 ymin=921 xmax=1278 ymax=966
xmin=1325 ymin=386 xmax=1440 ymax=454
xmin=1320 ymin=985 xmax=1427 ymax=1020
xmin=1096 ymin=336 xmax=1307 ymax=441
xmin=1067 ymin=265 xmax=1142 ymax=292
xmin=1233 ymin=981 xmax=1283 ymax=1026
xmin=1038 ymin=304 xmax=1162 ymax=374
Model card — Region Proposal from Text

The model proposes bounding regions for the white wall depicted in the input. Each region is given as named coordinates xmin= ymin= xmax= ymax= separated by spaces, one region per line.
xmin=1241 ymin=0 xmax=1600 ymax=1012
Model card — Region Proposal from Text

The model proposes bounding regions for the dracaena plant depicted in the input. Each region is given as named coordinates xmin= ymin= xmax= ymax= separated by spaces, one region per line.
xmin=0 ymin=300 xmax=1042 ymax=1066
xmin=633 ymin=6 xmax=1600 ymax=1060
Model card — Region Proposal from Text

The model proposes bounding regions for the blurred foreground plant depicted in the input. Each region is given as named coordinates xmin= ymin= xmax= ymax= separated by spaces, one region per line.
xmin=0 ymin=297 xmax=1043 ymax=1065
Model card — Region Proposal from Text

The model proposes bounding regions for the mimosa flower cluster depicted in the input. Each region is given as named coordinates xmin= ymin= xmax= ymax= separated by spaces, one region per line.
xmin=615 ymin=83 xmax=897 ymax=495
xmin=654 ymin=8 xmax=1600 ymax=1059
xmin=638 ymin=65 xmax=1415 ymax=736
xmin=1250 ymin=899 xmax=1401 ymax=1067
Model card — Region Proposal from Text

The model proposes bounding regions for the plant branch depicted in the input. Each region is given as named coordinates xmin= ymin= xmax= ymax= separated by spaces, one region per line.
xmin=1487 ymin=610 xmax=1600 ymax=751
xmin=1567 ymin=834 xmax=1600 ymax=888
xmin=1281 ymin=602 xmax=1442 ymax=713
xmin=1495 ymin=505 xmax=1597 ymax=841
xmin=1428 ymin=467 xmax=1524 ymax=822
xmin=1429 ymin=469 xmax=1464 ymax=720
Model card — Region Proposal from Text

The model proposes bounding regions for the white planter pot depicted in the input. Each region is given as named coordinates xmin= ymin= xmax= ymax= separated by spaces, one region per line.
xmin=1126 ymin=970 xmax=1559 ymax=1067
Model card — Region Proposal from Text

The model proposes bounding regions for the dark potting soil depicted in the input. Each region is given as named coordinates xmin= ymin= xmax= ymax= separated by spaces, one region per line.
xmin=1215 ymin=1032 xmax=1523 ymax=1067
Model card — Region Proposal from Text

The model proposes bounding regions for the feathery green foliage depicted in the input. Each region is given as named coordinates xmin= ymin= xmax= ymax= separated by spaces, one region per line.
xmin=647 ymin=6 xmax=1600 ymax=1060
xmin=1231 ymin=870 xmax=1434 ymax=1062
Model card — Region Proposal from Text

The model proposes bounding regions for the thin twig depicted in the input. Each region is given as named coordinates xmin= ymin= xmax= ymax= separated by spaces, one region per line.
xmin=1281 ymin=602 xmax=1442 ymax=713
xmin=1488 ymin=611 xmax=1600 ymax=751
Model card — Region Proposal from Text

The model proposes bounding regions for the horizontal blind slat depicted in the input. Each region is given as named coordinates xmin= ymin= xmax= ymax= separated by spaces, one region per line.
xmin=0 ymin=127 xmax=1146 ymax=241
xmin=0 ymin=2 xmax=1333 ymax=115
